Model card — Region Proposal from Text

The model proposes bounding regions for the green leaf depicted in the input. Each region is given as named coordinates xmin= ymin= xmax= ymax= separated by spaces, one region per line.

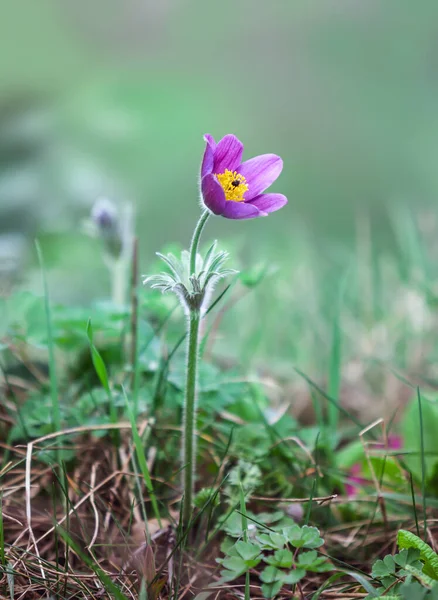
xmin=260 ymin=566 xmax=284 ymax=584
xmin=297 ymin=551 xmax=332 ymax=573
xmin=194 ymin=593 xmax=214 ymax=600
xmin=218 ymin=569 xmax=243 ymax=583
xmin=219 ymin=536 xmax=238 ymax=556
xmin=400 ymin=581 xmax=431 ymax=600
xmin=257 ymin=532 xmax=286 ymax=550
xmin=264 ymin=549 xmax=293 ymax=569
xmin=404 ymin=564 xmax=437 ymax=588
xmin=343 ymin=571 xmax=379 ymax=597
xmin=221 ymin=556 xmax=248 ymax=575
xmin=383 ymin=554 xmax=397 ymax=574
xmin=335 ymin=439 xmax=365 ymax=469
xmin=372 ymin=559 xmax=393 ymax=579
xmin=398 ymin=530 xmax=438 ymax=580
xmin=401 ymin=395 xmax=438 ymax=481
xmin=283 ymin=569 xmax=306 ymax=584
xmin=194 ymin=487 xmax=220 ymax=509
xmin=220 ymin=511 xmax=248 ymax=538
xmin=394 ymin=549 xmax=421 ymax=568
xmin=283 ymin=524 xmax=324 ymax=549
xmin=86 ymin=319 xmax=110 ymax=393
xmin=261 ymin=580 xmax=283 ymax=599
xmin=235 ymin=541 xmax=263 ymax=562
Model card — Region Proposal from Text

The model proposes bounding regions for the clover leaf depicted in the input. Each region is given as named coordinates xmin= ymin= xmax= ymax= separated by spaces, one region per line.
xmin=235 ymin=541 xmax=263 ymax=563
xmin=283 ymin=524 xmax=324 ymax=549
xmin=297 ymin=550 xmax=332 ymax=572
xmin=256 ymin=532 xmax=287 ymax=550
xmin=264 ymin=549 xmax=293 ymax=569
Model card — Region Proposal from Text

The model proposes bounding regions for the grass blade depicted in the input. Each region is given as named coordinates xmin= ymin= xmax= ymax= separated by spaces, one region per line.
xmin=417 ymin=387 xmax=427 ymax=541
xmin=122 ymin=385 xmax=162 ymax=528
xmin=35 ymin=240 xmax=61 ymax=455
xmin=86 ymin=318 xmax=119 ymax=446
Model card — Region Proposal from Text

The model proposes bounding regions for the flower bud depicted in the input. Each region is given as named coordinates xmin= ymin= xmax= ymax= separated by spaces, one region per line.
xmin=90 ymin=197 xmax=123 ymax=259
xmin=91 ymin=197 xmax=118 ymax=230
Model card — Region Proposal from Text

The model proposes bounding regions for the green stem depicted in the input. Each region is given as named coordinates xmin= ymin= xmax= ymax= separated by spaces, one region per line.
xmin=182 ymin=309 xmax=201 ymax=527
xmin=182 ymin=210 xmax=210 ymax=528
xmin=111 ymin=258 xmax=127 ymax=306
xmin=189 ymin=210 xmax=210 ymax=275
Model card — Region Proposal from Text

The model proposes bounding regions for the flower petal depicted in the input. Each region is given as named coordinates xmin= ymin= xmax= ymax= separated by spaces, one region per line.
xmin=201 ymin=174 xmax=226 ymax=215
xmin=213 ymin=134 xmax=244 ymax=174
xmin=222 ymin=201 xmax=265 ymax=220
xmin=201 ymin=134 xmax=216 ymax=178
xmin=238 ymin=154 xmax=283 ymax=199
xmin=248 ymin=193 xmax=288 ymax=214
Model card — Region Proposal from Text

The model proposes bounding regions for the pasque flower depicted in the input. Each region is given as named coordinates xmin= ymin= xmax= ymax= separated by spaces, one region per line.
xmin=201 ymin=133 xmax=287 ymax=219
xmin=144 ymin=132 xmax=288 ymax=530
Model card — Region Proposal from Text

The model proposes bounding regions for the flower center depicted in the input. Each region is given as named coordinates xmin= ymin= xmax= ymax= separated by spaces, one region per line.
xmin=216 ymin=169 xmax=249 ymax=202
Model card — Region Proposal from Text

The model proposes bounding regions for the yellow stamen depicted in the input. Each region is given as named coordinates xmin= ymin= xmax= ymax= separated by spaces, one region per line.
xmin=216 ymin=169 xmax=249 ymax=202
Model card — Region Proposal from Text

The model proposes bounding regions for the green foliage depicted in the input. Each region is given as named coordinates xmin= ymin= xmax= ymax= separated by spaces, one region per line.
xmin=397 ymin=530 xmax=438 ymax=580
xmin=216 ymin=519 xmax=331 ymax=598
xmin=282 ymin=524 xmax=324 ymax=549
xmin=401 ymin=395 xmax=438 ymax=486
xmin=224 ymin=461 xmax=262 ymax=505
xmin=194 ymin=487 xmax=220 ymax=509
xmin=368 ymin=544 xmax=438 ymax=599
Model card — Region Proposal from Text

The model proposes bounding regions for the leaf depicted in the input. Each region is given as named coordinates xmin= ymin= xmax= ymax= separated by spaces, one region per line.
xmin=218 ymin=569 xmax=243 ymax=584
xmin=264 ymin=549 xmax=293 ymax=569
xmin=401 ymin=395 xmax=438 ymax=482
xmin=86 ymin=319 xmax=110 ymax=393
xmin=194 ymin=593 xmax=214 ymax=600
xmin=372 ymin=559 xmax=393 ymax=579
xmin=400 ymin=581 xmax=431 ymax=600
xmin=220 ymin=511 xmax=247 ymax=537
xmin=6 ymin=563 xmax=14 ymax=600
xmin=297 ymin=550 xmax=333 ymax=572
xmin=366 ymin=456 xmax=405 ymax=488
xmin=221 ymin=556 xmax=248 ymax=575
xmin=261 ymin=580 xmax=283 ymax=599
xmin=311 ymin=572 xmax=346 ymax=599
xmin=394 ymin=549 xmax=421 ymax=568
xmin=257 ymin=532 xmax=286 ymax=550
xmin=260 ymin=566 xmax=284 ymax=584
xmin=383 ymin=554 xmax=397 ymax=574
xmin=219 ymin=536 xmax=238 ymax=556
xmin=398 ymin=530 xmax=438 ymax=580
xmin=404 ymin=564 xmax=437 ymax=589
xmin=284 ymin=524 xmax=324 ymax=549
xmin=343 ymin=571 xmax=379 ymax=597
xmin=235 ymin=541 xmax=262 ymax=562
xmin=283 ymin=569 xmax=306 ymax=584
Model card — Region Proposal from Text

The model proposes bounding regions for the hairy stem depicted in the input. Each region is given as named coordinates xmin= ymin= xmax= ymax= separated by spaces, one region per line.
xmin=182 ymin=210 xmax=210 ymax=528
xmin=182 ymin=309 xmax=201 ymax=527
xmin=111 ymin=258 xmax=127 ymax=306
xmin=189 ymin=210 xmax=210 ymax=275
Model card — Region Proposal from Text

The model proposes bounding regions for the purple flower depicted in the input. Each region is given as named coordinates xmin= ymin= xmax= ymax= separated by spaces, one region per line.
xmin=200 ymin=134 xmax=287 ymax=220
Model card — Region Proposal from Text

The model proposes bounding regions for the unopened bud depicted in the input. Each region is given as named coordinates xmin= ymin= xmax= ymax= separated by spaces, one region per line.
xmin=91 ymin=197 xmax=123 ymax=258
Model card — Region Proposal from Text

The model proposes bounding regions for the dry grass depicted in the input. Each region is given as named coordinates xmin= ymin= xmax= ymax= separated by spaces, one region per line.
xmin=1 ymin=419 xmax=437 ymax=600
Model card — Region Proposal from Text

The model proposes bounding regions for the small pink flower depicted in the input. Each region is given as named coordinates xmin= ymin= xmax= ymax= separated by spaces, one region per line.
xmin=346 ymin=435 xmax=402 ymax=498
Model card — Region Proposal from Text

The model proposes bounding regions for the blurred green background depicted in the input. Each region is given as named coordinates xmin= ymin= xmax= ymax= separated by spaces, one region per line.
xmin=3 ymin=0 xmax=438 ymax=372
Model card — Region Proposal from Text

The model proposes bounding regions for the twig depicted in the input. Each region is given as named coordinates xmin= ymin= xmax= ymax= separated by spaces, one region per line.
xmin=86 ymin=462 xmax=100 ymax=551
xmin=253 ymin=494 xmax=337 ymax=504
xmin=25 ymin=441 xmax=46 ymax=582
